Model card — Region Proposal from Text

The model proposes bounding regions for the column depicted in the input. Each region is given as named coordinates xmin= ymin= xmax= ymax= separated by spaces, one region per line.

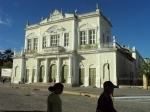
xmin=34 ymin=59 xmax=39 ymax=82
xmin=87 ymin=30 xmax=89 ymax=44
xmin=44 ymin=58 xmax=49 ymax=83
xmin=113 ymin=52 xmax=117 ymax=86
xmin=96 ymin=53 xmax=101 ymax=88
xmin=20 ymin=57 xmax=26 ymax=83
xmin=67 ymin=55 xmax=72 ymax=84
xmin=49 ymin=35 xmax=51 ymax=47
xmin=78 ymin=32 xmax=80 ymax=46
xmin=56 ymin=57 xmax=60 ymax=82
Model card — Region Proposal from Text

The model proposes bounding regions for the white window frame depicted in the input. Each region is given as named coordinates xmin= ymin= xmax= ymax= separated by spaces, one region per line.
xmin=43 ymin=36 xmax=47 ymax=48
xmin=89 ymin=29 xmax=96 ymax=44
xmin=34 ymin=38 xmax=38 ymax=50
xmin=64 ymin=33 xmax=69 ymax=46
xmin=51 ymin=34 xmax=60 ymax=46
xmin=27 ymin=39 xmax=32 ymax=51
xmin=80 ymin=31 xmax=86 ymax=45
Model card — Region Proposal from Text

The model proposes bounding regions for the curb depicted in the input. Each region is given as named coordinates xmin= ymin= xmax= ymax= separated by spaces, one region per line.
xmin=9 ymin=86 xmax=100 ymax=98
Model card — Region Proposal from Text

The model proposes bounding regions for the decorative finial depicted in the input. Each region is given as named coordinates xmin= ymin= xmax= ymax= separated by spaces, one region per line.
xmin=96 ymin=3 xmax=99 ymax=10
xmin=26 ymin=20 xmax=29 ymax=26
xmin=14 ymin=48 xmax=16 ymax=56
xmin=74 ymin=9 xmax=78 ymax=15
xmin=132 ymin=46 xmax=136 ymax=51
xmin=41 ymin=17 xmax=44 ymax=20
xmin=61 ymin=9 xmax=63 ymax=14
xmin=113 ymin=36 xmax=116 ymax=43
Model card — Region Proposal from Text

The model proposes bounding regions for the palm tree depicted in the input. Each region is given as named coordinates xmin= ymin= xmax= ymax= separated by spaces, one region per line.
xmin=3 ymin=49 xmax=14 ymax=62
xmin=139 ymin=61 xmax=150 ymax=89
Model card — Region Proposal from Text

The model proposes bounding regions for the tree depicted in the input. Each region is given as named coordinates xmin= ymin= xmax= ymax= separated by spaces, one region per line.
xmin=139 ymin=61 xmax=150 ymax=89
xmin=3 ymin=49 xmax=14 ymax=62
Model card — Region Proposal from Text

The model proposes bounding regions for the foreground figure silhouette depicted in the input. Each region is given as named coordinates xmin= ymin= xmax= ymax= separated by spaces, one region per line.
xmin=47 ymin=83 xmax=64 ymax=112
xmin=96 ymin=81 xmax=117 ymax=112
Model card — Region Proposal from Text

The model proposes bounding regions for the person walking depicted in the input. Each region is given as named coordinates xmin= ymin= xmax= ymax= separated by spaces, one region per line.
xmin=96 ymin=81 xmax=118 ymax=112
xmin=47 ymin=83 xmax=64 ymax=112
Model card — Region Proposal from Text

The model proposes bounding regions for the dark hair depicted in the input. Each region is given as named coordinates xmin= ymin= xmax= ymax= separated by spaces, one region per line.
xmin=48 ymin=83 xmax=64 ymax=92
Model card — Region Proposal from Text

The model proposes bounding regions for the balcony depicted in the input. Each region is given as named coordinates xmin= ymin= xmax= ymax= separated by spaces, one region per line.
xmin=43 ymin=46 xmax=63 ymax=53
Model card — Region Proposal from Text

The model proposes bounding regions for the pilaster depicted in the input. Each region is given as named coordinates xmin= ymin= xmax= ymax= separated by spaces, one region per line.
xmin=96 ymin=53 xmax=100 ymax=88
xmin=34 ymin=59 xmax=39 ymax=82
xmin=67 ymin=55 xmax=72 ymax=84
xmin=97 ymin=16 xmax=101 ymax=48
xmin=44 ymin=58 xmax=49 ymax=83
xmin=56 ymin=57 xmax=60 ymax=82
xmin=113 ymin=52 xmax=117 ymax=85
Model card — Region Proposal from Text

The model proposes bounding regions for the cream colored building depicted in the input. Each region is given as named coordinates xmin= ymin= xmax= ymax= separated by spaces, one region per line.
xmin=12 ymin=4 xmax=144 ymax=88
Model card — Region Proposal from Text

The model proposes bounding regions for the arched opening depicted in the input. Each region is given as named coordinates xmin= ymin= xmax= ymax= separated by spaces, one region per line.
xmin=62 ymin=65 xmax=68 ymax=83
xmin=79 ymin=66 xmax=85 ymax=85
xmin=49 ymin=64 xmax=57 ymax=83
xmin=32 ymin=69 xmax=36 ymax=83
xmin=15 ymin=67 xmax=19 ymax=77
xmin=39 ymin=66 xmax=45 ymax=82
xmin=89 ymin=65 xmax=96 ymax=86
xmin=103 ymin=63 xmax=110 ymax=81
xmin=25 ymin=69 xmax=29 ymax=83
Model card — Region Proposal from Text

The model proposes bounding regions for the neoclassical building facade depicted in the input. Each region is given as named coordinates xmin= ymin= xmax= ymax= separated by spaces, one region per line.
xmin=12 ymin=4 xmax=144 ymax=88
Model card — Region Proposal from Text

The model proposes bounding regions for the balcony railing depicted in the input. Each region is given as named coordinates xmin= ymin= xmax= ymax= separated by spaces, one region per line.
xmin=43 ymin=46 xmax=63 ymax=53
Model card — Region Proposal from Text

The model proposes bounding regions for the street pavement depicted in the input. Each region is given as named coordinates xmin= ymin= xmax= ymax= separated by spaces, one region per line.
xmin=1 ymin=82 xmax=150 ymax=98
xmin=0 ymin=86 xmax=150 ymax=112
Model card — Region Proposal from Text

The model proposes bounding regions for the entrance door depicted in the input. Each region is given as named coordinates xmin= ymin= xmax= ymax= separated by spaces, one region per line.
xmin=40 ymin=66 xmax=45 ymax=82
xmin=50 ymin=65 xmax=57 ymax=83
xmin=89 ymin=68 xmax=96 ymax=86
xmin=25 ymin=69 xmax=29 ymax=83
xmin=62 ymin=65 xmax=68 ymax=83
xmin=32 ymin=69 xmax=35 ymax=83
xmin=79 ymin=68 xmax=85 ymax=85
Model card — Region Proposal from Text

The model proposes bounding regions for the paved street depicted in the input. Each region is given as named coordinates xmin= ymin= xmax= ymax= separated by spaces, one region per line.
xmin=0 ymin=86 xmax=150 ymax=112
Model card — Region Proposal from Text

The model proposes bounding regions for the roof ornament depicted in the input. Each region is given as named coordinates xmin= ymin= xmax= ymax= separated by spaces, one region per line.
xmin=74 ymin=9 xmax=78 ymax=15
xmin=96 ymin=3 xmax=99 ymax=10
xmin=113 ymin=36 xmax=116 ymax=43
xmin=41 ymin=17 xmax=44 ymax=20
xmin=26 ymin=20 xmax=29 ymax=26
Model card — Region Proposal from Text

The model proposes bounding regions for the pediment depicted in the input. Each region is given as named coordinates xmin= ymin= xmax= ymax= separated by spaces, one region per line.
xmin=26 ymin=33 xmax=38 ymax=39
xmin=50 ymin=9 xmax=64 ymax=21
xmin=78 ymin=23 xmax=97 ymax=30
xmin=46 ymin=25 xmax=66 ymax=34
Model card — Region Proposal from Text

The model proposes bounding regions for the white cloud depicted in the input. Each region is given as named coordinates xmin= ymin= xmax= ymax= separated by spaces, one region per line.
xmin=0 ymin=7 xmax=12 ymax=27
xmin=6 ymin=39 xmax=17 ymax=44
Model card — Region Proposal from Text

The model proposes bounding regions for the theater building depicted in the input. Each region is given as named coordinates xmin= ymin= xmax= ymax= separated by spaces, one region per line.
xmin=12 ymin=4 xmax=144 ymax=87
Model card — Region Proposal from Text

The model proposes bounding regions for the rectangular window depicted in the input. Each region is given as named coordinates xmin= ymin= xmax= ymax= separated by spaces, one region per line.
xmin=43 ymin=36 xmax=46 ymax=48
xmin=27 ymin=39 xmax=31 ymax=50
xmin=64 ymin=33 xmax=69 ymax=46
xmin=89 ymin=30 xmax=95 ymax=44
xmin=80 ymin=31 xmax=86 ymax=45
xmin=51 ymin=35 xmax=60 ymax=46
xmin=34 ymin=38 xmax=38 ymax=50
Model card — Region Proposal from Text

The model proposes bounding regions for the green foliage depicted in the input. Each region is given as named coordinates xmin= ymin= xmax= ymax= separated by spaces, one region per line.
xmin=0 ymin=49 xmax=13 ymax=70
xmin=139 ymin=61 xmax=150 ymax=78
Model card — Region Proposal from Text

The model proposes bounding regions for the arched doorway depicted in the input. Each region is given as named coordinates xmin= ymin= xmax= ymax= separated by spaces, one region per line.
xmin=89 ymin=65 xmax=96 ymax=86
xmin=103 ymin=63 xmax=110 ymax=81
xmin=62 ymin=65 xmax=68 ymax=83
xmin=25 ymin=69 xmax=29 ymax=83
xmin=15 ymin=66 xmax=19 ymax=81
xmin=32 ymin=69 xmax=36 ymax=83
xmin=49 ymin=64 xmax=57 ymax=83
xmin=79 ymin=66 xmax=85 ymax=85
xmin=39 ymin=66 xmax=45 ymax=82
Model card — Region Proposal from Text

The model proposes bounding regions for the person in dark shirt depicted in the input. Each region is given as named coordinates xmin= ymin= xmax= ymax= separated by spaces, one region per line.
xmin=96 ymin=81 xmax=118 ymax=112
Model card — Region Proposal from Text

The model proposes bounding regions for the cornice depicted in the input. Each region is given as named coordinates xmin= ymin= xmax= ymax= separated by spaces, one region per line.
xmin=25 ymin=17 xmax=75 ymax=31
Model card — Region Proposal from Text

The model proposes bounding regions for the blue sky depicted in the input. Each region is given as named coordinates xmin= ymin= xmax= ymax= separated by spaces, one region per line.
xmin=0 ymin=0 xmax=149 ymax=58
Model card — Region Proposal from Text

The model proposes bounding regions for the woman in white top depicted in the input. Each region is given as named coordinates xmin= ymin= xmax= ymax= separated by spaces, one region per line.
xmin=47 ymin=83 xmax=64 ymax=112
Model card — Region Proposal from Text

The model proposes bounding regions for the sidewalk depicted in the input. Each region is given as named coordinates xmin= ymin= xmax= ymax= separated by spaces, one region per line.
xmin=1 ymin=82 xmax=150 ymax=98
